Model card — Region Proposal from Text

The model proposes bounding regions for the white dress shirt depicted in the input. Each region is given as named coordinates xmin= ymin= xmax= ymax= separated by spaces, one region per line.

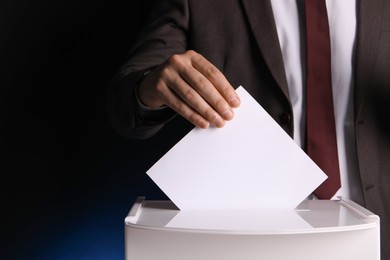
xmin=270 ymin=0 xmax=364 ymax=205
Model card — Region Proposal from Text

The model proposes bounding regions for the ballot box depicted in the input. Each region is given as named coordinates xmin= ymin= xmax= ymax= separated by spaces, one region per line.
xmin=124 ymin=197 xmax=380 ymax=260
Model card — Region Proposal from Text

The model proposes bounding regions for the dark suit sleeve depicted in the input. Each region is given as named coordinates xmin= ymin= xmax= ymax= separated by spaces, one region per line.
xmin=106 ymin=0 xmax=189 ymax=139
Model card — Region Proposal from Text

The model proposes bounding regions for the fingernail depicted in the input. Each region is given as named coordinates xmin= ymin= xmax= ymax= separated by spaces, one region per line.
xmin=223 ymin=109 xmax=234 ymax=120
xmin=229 ymin=97 xmax=240 ymax=107
xmin=214 ymin=116 xmax=225 ymax=128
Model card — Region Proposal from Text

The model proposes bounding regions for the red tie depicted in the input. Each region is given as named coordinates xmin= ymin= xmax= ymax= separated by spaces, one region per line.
xmin=305 ymin=0 xmax=341 ymax=199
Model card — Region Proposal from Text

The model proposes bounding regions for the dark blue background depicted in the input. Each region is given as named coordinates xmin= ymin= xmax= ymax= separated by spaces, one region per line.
xmin=1 ymin=1 xmax=191 ymax=259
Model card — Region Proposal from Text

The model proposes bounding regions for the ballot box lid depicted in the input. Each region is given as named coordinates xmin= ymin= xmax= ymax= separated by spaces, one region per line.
xmin=125 ymin=197 xmax=379 ymax=235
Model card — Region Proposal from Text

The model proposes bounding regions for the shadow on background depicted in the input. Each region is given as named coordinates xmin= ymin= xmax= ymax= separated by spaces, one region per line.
xmin=1 ymin=0 xmax=191 ymax=259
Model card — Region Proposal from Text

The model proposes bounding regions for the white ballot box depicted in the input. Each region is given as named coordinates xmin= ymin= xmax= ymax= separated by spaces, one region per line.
xmin=125 ymin=197 xmax=380 ymax=260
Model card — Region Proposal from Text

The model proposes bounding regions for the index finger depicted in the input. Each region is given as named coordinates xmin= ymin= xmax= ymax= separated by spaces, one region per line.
xmin=190 ymin=52 xmax=241 ymax=108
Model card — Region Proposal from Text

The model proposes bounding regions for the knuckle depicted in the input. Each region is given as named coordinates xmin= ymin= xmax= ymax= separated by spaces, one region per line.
xmin=167 ymin=54 xmax=182 ymax=66
xmin=193 ymin=76 xmax=208 ymax=91
xmin=190 ymin=51 xmax=204 ymax=63
xmin=171 ymin=76 xmax=181 ymax=89
xmin=204 ymin=66 xmax=219 ymax=79
xmin=186 ymin=50 xmax=198 ymax=57
xmin=169 ymin=100 xmax=183 ymax=112
xmin=183 ymin=88 xmax=196 ymax=100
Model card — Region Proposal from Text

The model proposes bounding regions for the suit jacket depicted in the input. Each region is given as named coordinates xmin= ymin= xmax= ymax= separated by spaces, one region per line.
xmin=107 ymin=0 xmax=390 ymax=258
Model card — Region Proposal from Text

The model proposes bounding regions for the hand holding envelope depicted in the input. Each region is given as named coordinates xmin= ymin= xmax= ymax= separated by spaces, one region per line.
xmin=146 ymin=86 xmax=327 ymax=211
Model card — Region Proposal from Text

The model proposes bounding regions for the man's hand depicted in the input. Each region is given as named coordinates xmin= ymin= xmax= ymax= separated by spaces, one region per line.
xmin=137 ymin=50 xmax=241 ymax=128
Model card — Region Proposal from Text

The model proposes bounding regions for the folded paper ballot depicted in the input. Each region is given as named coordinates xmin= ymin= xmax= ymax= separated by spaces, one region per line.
xmin=146 ymin=86 xmax=327 ymax=211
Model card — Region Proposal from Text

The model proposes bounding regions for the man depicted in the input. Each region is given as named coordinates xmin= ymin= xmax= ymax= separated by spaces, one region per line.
xmin=107 ymin=0 xmax=390 ymax=258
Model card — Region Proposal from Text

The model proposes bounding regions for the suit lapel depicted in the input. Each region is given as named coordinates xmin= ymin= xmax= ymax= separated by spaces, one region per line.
xmin=240 ymin=0 xmax=383 ymax=116
xmin=240 ymin=0 xmax=290 ymax=101
xmin=355 ymin=0 xmax=385 ymax=118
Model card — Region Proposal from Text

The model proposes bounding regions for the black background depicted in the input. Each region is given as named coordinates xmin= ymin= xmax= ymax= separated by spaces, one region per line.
xmin=1 ymin=0 xmax=190 ymax=259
